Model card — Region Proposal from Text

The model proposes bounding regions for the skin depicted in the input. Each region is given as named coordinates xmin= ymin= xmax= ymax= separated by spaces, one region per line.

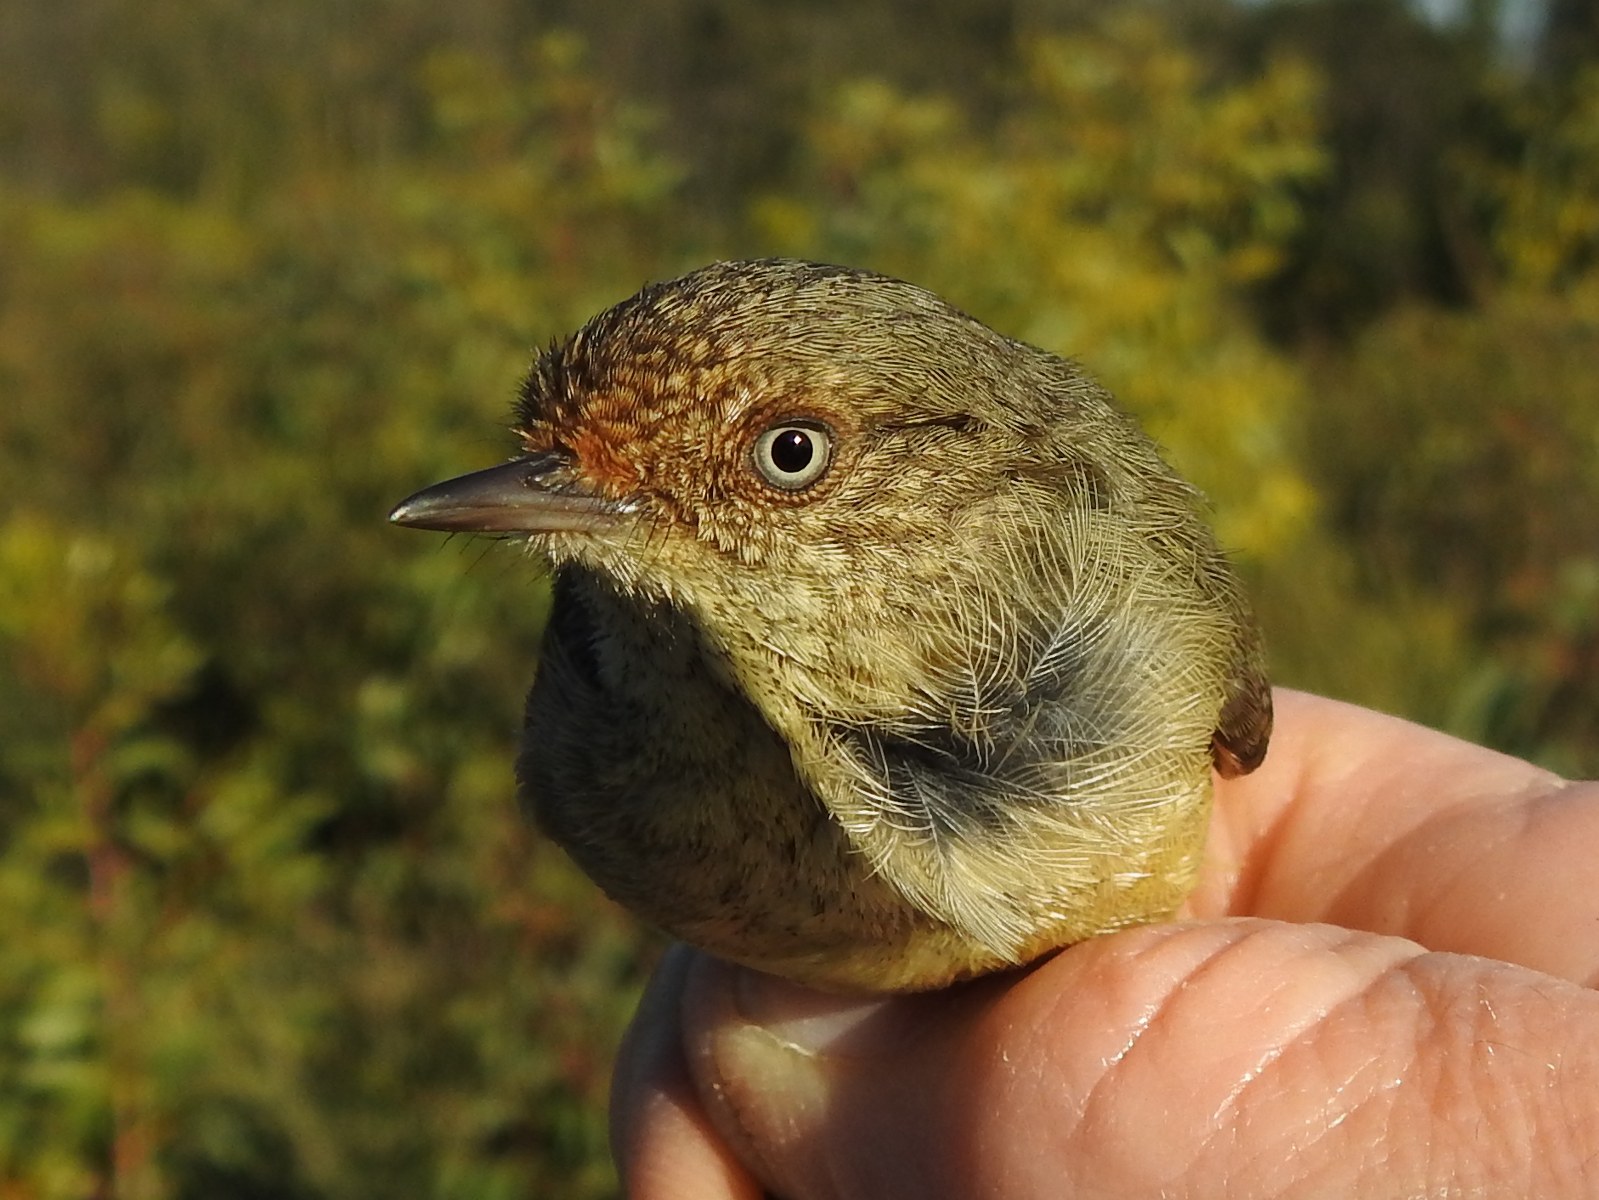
xmin=392 ymin=258 xmax=1271 ymax=992
xmin=611 ymin=691 xmax=1599 ymax=1199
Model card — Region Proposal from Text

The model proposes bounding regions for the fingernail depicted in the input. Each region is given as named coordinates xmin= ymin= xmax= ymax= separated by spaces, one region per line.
xmin=732 ymin=969 xmax=890 ymax=1059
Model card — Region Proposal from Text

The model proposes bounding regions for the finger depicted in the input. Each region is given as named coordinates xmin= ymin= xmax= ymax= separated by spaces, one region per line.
xmin=684 ymin=922 xmax=1599 ymax=1200
xmin=611 ymin=945 xmax=765 ymax=1200
xmin=1193 ymin=689 xmax=1599 ymax=985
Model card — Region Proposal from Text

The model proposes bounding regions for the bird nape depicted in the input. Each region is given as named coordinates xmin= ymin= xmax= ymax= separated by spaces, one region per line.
xmin=391 ymin=258 xmax=1270 ymax=993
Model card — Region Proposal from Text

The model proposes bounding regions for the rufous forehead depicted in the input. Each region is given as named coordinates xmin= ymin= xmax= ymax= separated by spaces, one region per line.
xmin=561 ymin=422 xmax=647 ymax=496
xmin=521 ymin=372 xmax=760 ymax=502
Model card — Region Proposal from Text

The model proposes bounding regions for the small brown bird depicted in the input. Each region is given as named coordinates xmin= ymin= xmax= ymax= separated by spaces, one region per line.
xmin=391 ymin=259 xmax=1270 ymax=993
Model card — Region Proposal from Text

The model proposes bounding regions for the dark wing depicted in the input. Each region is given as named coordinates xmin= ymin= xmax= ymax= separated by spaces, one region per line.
xmin=1210 ymin=660 xmax=1272 ymax=778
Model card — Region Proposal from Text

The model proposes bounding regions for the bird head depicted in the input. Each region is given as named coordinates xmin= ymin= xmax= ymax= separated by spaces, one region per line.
xmin=390 ymin=259 xmax=1196 ymax=727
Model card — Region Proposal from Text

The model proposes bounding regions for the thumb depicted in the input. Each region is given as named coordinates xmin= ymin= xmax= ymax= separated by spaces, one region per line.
xmin=680 ymin=921 xmax=1599 ymax=1200
xmin=679 ymin=953 xmax=1000 ymax=1200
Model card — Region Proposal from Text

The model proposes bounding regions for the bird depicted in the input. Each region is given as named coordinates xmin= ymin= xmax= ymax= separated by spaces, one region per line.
xmin=390 ymin=258 xmax=1271 ymax=993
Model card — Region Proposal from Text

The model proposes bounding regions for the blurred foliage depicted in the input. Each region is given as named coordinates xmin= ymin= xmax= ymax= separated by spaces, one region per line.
xmin=1210 ymin=0 xmax=1498 ymax=334
xmin=1465 ymin=62 xmax=1599 ymax=290
xmin=0 ymin=0 xmax=1595 ymax=1195
xmin=0 ymin=28 xmax=669 ymax=1200
xmin=1306 ymin=296 xmax=1599 ymax=773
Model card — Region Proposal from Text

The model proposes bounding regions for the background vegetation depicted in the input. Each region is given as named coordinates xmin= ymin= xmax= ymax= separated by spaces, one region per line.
xmin=1 ymin=0 xmax=1594 ymax=1195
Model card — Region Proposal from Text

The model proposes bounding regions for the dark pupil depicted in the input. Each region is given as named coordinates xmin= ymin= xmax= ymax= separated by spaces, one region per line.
xmin=770 ymin=429 xmax=814 ymax=474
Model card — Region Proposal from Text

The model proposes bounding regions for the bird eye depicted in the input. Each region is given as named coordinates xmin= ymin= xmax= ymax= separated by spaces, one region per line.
xmin=752 ymin=421 xmax=832 ymax=491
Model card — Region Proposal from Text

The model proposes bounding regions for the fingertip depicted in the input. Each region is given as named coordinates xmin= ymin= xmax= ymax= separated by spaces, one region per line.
xmin=678 ymin=959 xmax=898 ymax=1198
xmin=679 ymin=957 xmax=1015 ymax=1199
xmin=1195 ymin=689 xmax=1594 ymax=982
xmin=611 ymin=947 xmax=764 ymax=1200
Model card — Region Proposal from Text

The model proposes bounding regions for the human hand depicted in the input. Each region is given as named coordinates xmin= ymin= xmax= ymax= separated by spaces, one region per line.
xmin=609 ymin=690 xmax=1599 ymax=1198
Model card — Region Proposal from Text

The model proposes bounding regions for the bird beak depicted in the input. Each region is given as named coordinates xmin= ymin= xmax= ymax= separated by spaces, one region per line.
xmin=388 ymin=454 xmax=629 ymax=535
